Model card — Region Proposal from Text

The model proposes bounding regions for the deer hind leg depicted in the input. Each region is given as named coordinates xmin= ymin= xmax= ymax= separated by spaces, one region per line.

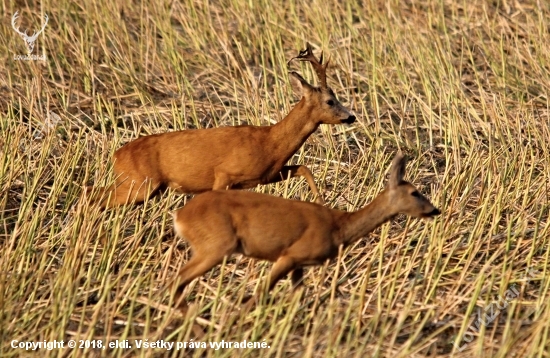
xmin=173 ymin=232 xmax=237 ymax=311
xmin=97 ymin=178 xmax=160 ymax=208
xmin=269 ymin=165 xmax=325 ymax=204
xmin=172 ymin=254 xmax=225 ymax=311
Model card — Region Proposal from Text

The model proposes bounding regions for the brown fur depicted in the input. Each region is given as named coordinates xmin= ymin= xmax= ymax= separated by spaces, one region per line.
xmin=171 ymin=153 xmax=440 ymax=310
xmin=87 ymin=45 xmax=355 ymax=208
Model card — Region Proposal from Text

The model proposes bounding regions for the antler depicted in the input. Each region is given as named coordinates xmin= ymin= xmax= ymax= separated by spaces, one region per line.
xmin=27 ymin=14 xmax=49 ymax=42
xmin=11 ymin=11 xmax=48 ymax=54
xmin=288 ymin=42 xmax=330 ymax=89
xmin=11 ymin=11 xmax=27 ymax=37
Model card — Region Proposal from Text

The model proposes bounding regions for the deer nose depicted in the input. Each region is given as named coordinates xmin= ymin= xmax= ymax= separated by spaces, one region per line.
xmin=427 ymin=208 xmax=441 ymax=217
xmin=343 ymin=115 xmax=356 ymax=124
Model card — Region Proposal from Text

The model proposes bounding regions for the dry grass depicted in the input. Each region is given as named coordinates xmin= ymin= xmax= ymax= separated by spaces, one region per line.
xmin=1 ymin=0 xmax=549 ymax=357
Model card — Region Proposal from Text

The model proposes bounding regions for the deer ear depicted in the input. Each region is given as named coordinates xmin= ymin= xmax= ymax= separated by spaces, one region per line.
xmin=289 ymin=71 xmax=313 ymax=99
xmin=388 ymin=152 xmax=407 ymax=189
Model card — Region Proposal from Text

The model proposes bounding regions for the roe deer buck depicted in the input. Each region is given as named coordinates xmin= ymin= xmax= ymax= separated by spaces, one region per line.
xmin=87 ymin=43 xmax=355 ymax=208
xmin=170 ymin=152 xmax=440 ymax=311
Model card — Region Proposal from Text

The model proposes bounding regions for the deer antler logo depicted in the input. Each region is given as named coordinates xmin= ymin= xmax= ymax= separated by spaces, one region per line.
xmin=11 ymin=11 xmax=48 ymax=54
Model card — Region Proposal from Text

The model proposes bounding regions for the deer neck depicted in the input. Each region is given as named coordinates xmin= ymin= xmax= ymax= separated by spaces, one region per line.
xmin=338 ymin=191 xmax=397 ymax=246
xmin=269 ymin=98 xmax=319 ymax=161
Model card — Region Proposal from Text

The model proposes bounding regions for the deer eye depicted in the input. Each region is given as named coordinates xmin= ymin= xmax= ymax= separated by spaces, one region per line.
xmin=326 ymin=100 xmax=335 ymax=106
xmin=411 ymin=191 xmax=421 ymax=198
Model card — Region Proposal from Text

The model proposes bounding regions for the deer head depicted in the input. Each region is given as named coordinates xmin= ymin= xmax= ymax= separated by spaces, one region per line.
xmin=386 ymin=153 xmax=440 ymax=218
xmin=288 ymin=43 xmax=355 ymax=125
xmin=11 ymin=11 xmax=48 ymax=54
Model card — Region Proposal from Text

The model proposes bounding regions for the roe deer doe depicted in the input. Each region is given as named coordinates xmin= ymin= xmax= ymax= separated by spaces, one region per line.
xmin=170 ymin=153 xmax=440 ymax=311
xmin=87 ymin=43 xmax=355 ymax=208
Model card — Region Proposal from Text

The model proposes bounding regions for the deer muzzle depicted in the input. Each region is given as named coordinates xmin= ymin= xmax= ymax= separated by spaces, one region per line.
xmin=342 ymin=115 xmax=356 ymax=124
xmin=425 ymin=208 xmax=441 ymax=217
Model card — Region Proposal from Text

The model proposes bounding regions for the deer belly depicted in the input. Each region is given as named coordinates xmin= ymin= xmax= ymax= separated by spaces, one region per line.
xmin=236 ymin=236 xmax=288 ymax=262
xmin=163 ymin=166 xmax=217 ymax=192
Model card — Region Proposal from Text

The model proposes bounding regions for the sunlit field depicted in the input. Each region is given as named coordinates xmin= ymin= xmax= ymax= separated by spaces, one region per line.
xmin=1 ymin=0 xmax=549 ymax=357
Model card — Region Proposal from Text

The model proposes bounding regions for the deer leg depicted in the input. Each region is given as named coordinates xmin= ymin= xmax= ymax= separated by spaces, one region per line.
xmin=91 ymin=178 xmax=160 ymax=208
xmin=268 ymin=165 xmax=324 ymax=204
xmin=173 ymin=253 xmax=227 ymax=311
xmin=267 ymin=256 xmax=297 ymax=292
xmin=291 ymin=267 xmax=304 ymax=290
xmin=212 ymin=171 xmax=233 ymax=190
xmin=243 ymin=256 xmax=296 ymax=311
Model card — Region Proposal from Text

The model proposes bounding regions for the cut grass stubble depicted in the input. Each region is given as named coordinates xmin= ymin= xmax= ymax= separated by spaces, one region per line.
xmin=1 ymin=0 xmax=550 ymax=357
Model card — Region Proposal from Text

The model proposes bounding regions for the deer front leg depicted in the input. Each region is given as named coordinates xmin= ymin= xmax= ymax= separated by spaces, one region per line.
xmin=291 ymin=267 xmax=304 ymax=289
xmin=212 ymin=171 xmax=233 ymax=190
xmin=267 ymin=165 xmax=325 ymax=205
xmin=242 ymin=256 xmax=297 ymax=312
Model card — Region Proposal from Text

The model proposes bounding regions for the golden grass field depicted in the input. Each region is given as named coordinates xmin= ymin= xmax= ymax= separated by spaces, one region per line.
xmin=1 ymin=0 xmax=549 ymax=357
